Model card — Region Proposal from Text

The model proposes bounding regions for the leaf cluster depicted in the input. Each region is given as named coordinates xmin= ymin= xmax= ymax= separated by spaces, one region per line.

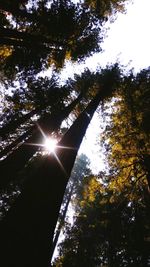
xmin=100 ymin=67 xmax=150 ymax=198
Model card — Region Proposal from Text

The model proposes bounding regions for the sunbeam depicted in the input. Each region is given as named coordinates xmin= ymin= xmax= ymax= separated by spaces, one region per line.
xmin=53 ymin=151 xmax=67 ymax=176
xmin=36 ymin=123 xmax=47 ymax=139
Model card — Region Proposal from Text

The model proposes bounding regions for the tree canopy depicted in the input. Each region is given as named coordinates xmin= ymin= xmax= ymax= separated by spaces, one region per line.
xmin=0 ymin=0 xmax=102 ymax=79
xmin=52 ymin=67 xmax=150 ymax=266
xmin=100 ymin=68 xmax=150 ymax=197
xmin=53 ymin=175 xmax=150 ymax=266
xmin=0 ymin=1 xmax=149 ymax=267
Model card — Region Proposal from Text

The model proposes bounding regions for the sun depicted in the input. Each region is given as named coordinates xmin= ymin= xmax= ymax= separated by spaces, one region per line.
xmin=44 ymin=138 xmax=57 ymax=153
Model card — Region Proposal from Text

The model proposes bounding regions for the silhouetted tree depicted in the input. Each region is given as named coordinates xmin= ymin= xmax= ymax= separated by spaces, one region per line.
xmin=0 ymin=0 xmax=102 ymax=78
xmin=50 ymin=153 xmax=91 ymax=262
xmin=0 ymin=65 xmax=121 ymax=266
xmin=0 ymin=91 xmax=84 ymax=189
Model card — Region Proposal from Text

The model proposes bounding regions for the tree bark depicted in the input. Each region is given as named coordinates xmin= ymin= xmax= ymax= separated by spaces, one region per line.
xmin=0 ymin=91 xmax=102 ymax=267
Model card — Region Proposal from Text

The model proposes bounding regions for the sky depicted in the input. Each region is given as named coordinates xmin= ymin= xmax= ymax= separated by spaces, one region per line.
xmin=61 ymin=0 xmax=150 ymax=78
xmin=87 ymin=0 xmax=150 ymax=71
xmin=72 ymin=0 xmax=150 ymax=173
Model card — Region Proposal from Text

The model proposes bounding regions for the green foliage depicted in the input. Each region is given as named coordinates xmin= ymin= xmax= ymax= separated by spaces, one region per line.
xmin=84 ymin=0 xmax=127 ymax=19
xmin=0 ymin=64 xmax=121 ymax=147
xmin=95 ymin=63 xmax=122 ymax=99
xmin=1 ymin=1 xmax=146 ymax=266
xmin=100 ymin=67 xmax=150 ymax=197
xmin=62 ymin=154 xmax=92 ymax=216
xmin=53 ymin=175 xmax=150 ymax=267
xmin=51 ymin=154 xmax=92 ymax=260
xmin=52 ymin=67 xmax=150 ymax=267
xmin=0 ymin=0 xmax=129 ymax=81
xmin=0 ymin=0 xmax=102 ymax=79
xmin=0 ymin=74 xmax=72 ymax=144
xmin=57 ymin=153 xmax=92 ymax=217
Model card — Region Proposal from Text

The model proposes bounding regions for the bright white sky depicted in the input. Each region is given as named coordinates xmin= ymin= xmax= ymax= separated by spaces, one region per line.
xmin=74 ymin=0 xmax=150 ymax=173
xmin=62 ymin=0 xmax=150 ymax=78
xmin=87 ymin=0 xmax=150 ymax=71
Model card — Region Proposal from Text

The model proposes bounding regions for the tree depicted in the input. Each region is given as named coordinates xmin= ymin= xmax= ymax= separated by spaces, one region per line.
xmin=0 ymin=65 xmax=121 ymax=267
xmin=0 ymin=1 xmax=139 ymax=266
xmin=0 ymin=90 xmax=84 ymax=189
xmin=0 ymin=0 xmax=129 ymax=83
xmin=50 ymin=153 xmax=91 ymax=262
xmin=100 ymin=67 xmax=150 ymax=196
xmin=0 ymin=0 xmax=102 ymax=78
xmin=0 ymin=75 xmax=69 ymax=139
xmin=52 ymin=67 xmax=150 ymax=267
xmin=0 ymin=67 xmax=98 ymax=189
xmin=84 ymin=0 xmax=127 ymax=19
xmin=53 ymin=175 xmax=150 ymax=267
xmin=0 ymin=64 xmax=120 ymax=189
xmin=0 ymin=68 xmax=96 ymax=140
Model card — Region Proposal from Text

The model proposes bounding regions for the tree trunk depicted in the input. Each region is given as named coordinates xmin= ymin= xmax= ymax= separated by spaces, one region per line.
xmin=0 ymin=109 xmax=37 ymax=139
xmin=0 ymin=92 xmax=83 ymax=189
xmin=50 ymin=184 xmax=74 ymax=262
xmin=0 ymin=36 xmax=49 ymax=53
xmin=0 ymin=27 xmax=63 ymax=48
xmin=0 ymin=91 xmax=102 ymax=267
xmin=0 ymin=124 xmax=34 ymax=159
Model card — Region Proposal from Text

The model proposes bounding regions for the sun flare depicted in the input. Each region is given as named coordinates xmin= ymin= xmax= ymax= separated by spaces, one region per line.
xmin=44 ymin=138 xmax=57 ymax=153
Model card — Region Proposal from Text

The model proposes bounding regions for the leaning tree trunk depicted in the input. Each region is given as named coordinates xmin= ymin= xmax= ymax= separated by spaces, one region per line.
xmin=0 ymin=108 xmax=38 ymax=139
xmin=0 ymin=92 xmax=84 ymax=189
xmin=0 ymin=27 xmax=62 ymax=48
xmin=0 ymin=91 xmax=103 ymax=267
xmin=50 ymin=183 xmax=74 ymax=263
xmin=0 ymin=124 xmax=34 ymax=159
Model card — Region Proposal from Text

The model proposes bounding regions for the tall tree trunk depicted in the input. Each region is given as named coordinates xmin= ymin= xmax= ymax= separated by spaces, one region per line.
xmin=0 ymin=36 xmax=46 ymax=51
xmin=50 ymin=184 xmax=74 ymax=263
xmin=0 ymin=27 xmax=63 ymax=48
xmin=0 ymin=108 xmax=37 ymax=139
xmin=0 ymin=91 xmax=102 ymax=267
xmin=0 ymin=92 xmax=84 ymax=189
xmin=0 ymin=124 xmax=34 ymax=159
